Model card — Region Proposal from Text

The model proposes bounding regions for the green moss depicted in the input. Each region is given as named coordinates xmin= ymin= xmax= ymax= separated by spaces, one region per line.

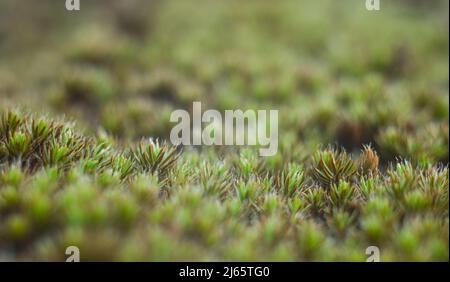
xmin=0 ymin=0 xmax=448 ymax=261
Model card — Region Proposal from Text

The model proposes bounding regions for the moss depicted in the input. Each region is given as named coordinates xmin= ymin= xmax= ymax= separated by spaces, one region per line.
xmin=0 ymin=0 xmax=448 ymax=261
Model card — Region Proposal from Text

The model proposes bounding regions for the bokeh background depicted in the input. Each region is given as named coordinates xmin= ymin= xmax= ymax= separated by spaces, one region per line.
xmin=1 ymin=0 xmax=448 ymax=163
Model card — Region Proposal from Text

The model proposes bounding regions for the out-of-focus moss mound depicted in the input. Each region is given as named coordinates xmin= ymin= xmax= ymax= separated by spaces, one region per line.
xmin=0 ymin=0 xmax=448 ymax=261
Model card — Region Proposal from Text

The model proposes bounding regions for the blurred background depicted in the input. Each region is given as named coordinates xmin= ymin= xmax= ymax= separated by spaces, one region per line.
xmin=0 ymin=0 xmax=448 ymax=164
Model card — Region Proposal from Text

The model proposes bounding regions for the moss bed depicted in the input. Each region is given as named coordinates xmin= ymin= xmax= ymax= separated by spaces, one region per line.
xmin=0 ymin=0 xmax=448 ymax=261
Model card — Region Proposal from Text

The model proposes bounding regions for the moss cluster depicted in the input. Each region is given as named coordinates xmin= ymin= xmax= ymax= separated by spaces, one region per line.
xmin=0 ymin=111 xmax=447 ymax=261
xmin=0 ymin=0 xmax=448 ymax=261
